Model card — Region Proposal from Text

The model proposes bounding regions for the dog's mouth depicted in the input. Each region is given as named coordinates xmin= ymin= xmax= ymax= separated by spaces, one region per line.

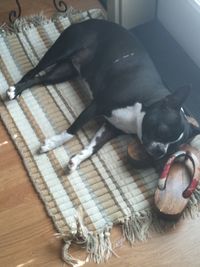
xmin=146 ymin=149 xmax=166 ymax=160
xmin=144 ymin=142 xmax=168 ymax=160
xmin=144 ymin=132 xmax=185 ymax=160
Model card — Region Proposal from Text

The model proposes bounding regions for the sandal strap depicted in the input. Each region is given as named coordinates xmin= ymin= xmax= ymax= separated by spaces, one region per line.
xmin=158 ymin=151 xmax=187 ymax=190
xmin=183 ymin=150 xmax=200 ymax=198
xmin=158 ymin=149 xmax=200 ymax=198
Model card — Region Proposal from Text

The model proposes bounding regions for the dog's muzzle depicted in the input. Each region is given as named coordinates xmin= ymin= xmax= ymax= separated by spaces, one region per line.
xmin=146 ymin=142 xmax=169 ymax=159
xmin=145 ymin=132 xmax=184 ymax=159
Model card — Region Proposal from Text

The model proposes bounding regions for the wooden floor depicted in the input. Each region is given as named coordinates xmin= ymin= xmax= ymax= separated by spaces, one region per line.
xmin=0 ymin=1 xmax=200 ymax=267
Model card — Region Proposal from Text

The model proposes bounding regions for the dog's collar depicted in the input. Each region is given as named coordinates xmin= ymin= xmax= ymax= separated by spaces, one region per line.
xmin=166 ymin=108 xmax=187 ymax=146
xmin=168 ymin=131 xmax=184 ymax=145
xmin=181 ymin=107 xmax=187 ymax=118
xmin=113 ymin=52 xmax=135 ymax=64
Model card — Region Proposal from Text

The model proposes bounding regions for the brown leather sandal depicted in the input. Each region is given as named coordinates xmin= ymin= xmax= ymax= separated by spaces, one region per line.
xmin=154 ymin=144 xmax=200 ymax=220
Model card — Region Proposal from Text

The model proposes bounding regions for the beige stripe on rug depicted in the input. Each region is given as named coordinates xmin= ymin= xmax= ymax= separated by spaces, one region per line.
xmin=0 ymin=9 xmax=200 ymax=266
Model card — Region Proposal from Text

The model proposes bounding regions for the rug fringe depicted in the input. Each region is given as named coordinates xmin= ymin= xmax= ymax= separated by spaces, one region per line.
xmin=0 ymin=8 xmax=105 ymax=35
xmin=192 ymin=185 xmax=200 ymax=202
xmin=60 ymin=209 xmax=154 ymax=266
xmin=184 ymin=185 xmax=200 ymax=219
xmin=121 ymin=210 xmax=153 ymax=245
xmin=62 ymin=241 xmax=88 ymax=267
xmin=58 ymin=207 xmax=115 ymax=266
xmin=0 ymin=12 xmax=50 ymax=34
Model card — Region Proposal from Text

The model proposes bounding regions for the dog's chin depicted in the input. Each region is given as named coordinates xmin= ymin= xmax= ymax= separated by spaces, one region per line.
xmin=145 ymin=149 xmax=166 ymax=161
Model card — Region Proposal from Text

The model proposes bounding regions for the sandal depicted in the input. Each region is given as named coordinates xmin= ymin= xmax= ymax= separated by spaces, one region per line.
xmin=154 ymin=144 xmax=200 ymax=220
xmin=127 ymin=137 xmax=153 ymax=168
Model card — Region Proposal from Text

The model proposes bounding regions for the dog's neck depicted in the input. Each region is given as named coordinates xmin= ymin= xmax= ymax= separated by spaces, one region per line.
xmin=105 ymin=103 xmax=145 ymax=139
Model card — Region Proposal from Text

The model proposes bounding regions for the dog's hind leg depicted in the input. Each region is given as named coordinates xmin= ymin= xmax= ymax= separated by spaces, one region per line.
xmin=40 ymin=101 xmax=98 ymax=153
xmin=10 ymin=21 xmax=95 ymax=85
xmin=7 ymin=64 xmax=42 ymax=99
xmin=67 ymin=123 xmax=123 ymax=172
xmin=7 ymin=60 xmax=78 ymax=99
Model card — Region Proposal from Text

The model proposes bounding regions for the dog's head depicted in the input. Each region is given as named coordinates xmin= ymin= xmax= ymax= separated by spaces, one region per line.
xmin=141 ymin=86 xmax=200 ymax=159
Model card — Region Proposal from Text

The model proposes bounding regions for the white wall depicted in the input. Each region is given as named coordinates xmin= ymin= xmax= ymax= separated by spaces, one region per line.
xmin=107 ymin=0 xmax=120 ymax=24
xmin=108 ymin=0 xmax=156 ymax=29
xmin=158 ymin=0 xmax=200 ymax=68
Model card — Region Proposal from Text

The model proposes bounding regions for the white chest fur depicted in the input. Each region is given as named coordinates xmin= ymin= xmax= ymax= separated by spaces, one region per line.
xmin=105 ymin=103 xmax=145 ymax=140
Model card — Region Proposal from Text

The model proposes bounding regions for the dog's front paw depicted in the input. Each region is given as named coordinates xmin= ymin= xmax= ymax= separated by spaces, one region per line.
xmin=67 ymin=156 xmax=79 ymax=173
xmin=40 ymin=132 xmax=74 ymax=153
xmin=40 ymin=138 xmax=58 ymax=153
xmin=7 ymin=86 xmax=16 ymax=100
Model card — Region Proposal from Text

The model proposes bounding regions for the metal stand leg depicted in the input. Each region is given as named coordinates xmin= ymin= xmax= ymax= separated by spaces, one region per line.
xmin=9 ymin=0 xmax=22 ymax=23
xmin=53 ymin=0 xmax=68 ymax=12
xmin=8 ymin=0 xmax=68 ymax=24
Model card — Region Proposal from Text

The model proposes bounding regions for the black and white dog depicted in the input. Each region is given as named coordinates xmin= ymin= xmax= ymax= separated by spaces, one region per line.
xmin=7 ymin=19 xmax=200 ymax=171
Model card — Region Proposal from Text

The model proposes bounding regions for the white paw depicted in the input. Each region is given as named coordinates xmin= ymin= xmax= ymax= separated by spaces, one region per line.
xmin=40 ymin=138 xmax=59 ymax=153
xmin=7 ymin=86 xmax=16 ymax=100
xmin=67 ymin=156 xmax=79 ymax=172
xmin=40 ymin=132 xmax=73 ymax=153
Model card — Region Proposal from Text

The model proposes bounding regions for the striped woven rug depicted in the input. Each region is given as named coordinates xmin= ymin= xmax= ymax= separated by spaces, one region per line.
xmin=1 ymin=9 xmax=200 ymax=266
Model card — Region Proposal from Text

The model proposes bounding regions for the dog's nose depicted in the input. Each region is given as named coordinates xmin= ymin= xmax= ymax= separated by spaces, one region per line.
xmin=146 ymin=143 xmax=167 ymax=159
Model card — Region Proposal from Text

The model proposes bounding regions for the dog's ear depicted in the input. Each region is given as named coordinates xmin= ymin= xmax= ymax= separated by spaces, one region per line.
xmin=164 ymin=85 xmax=191 ymax=110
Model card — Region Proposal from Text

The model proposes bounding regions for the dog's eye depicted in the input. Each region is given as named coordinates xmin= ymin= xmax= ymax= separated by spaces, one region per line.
xmin=158 ymin=124 xmax=169 ymax=137
xmin=156 ymin=124 xmax=175 ymax=143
